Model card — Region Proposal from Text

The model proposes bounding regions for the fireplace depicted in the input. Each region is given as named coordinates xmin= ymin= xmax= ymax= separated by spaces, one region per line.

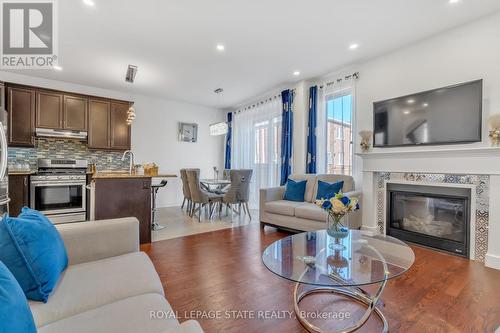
xmin=386 ymin=183 xmax=471 ymax=257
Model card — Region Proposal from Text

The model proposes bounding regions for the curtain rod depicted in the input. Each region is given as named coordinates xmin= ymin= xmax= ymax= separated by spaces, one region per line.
xmin=318 ymin=72 xmax=359 ymax=89
xmin=235 ymin=88 xmax=296 ymax=113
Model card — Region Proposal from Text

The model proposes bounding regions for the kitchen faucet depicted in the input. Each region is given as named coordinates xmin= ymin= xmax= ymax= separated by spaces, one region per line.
xmin=121 ymin=150 xmax=135 ymax=174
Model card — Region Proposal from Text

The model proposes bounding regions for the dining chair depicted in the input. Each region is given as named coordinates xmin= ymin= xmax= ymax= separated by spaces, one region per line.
xmin=221 ymin=169 xmax=253 ymax=220
xmin=180 ymin=169 xmax=193 ymax=213
xmin=186 ymin=169 xmax=223 ymax=222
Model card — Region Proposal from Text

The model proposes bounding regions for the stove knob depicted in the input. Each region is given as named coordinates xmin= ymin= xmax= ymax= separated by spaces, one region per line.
xmin=57 ymin=176 xmax=63 ymax=180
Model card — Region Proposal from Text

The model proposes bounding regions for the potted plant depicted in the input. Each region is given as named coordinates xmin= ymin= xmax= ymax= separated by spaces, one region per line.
xmin=315 ymin=193 xmax=360 ymax=240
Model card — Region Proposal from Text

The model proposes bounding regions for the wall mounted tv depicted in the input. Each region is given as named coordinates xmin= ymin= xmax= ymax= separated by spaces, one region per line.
xmin=373 ymin=79 xmax=482 ymax=147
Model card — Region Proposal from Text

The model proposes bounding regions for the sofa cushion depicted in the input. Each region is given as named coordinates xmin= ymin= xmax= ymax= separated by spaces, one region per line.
xmin=29 ymin=252 xmax=164 ymax=327
xmin=0 ymin=208 xmax=68 ymax=303
xmin=316 ymin=180 xmax=344 ymax=200
xmin=313 ymin=175 xmax=354 ymax=199
xmin=288 ymin=174 xmax=316 ymax=202
xmin=294 ymin=203 xmax=328 ymax=222
xmin=0 ymin=261 xmax=37 ymax=333
xmin=283 ymin=179 xmax=307 ymax=202
xmin=265 ymin=200 xmax=304 ymax=217
xmin=37 ymin=293 xmax=178 ymax=333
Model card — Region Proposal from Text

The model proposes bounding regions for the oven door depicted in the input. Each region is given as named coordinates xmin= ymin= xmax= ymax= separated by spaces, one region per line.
xmin=30 ymin=180 xmax=86 ymax=215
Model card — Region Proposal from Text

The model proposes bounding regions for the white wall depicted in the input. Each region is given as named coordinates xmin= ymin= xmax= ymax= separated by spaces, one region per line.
xmin=0 ymin=71 xmax=225 ymax=208
xmin=131 ymin=96 xmax=225 ymax=207
xmin=304 ymin=13 xmax=500 ymax=188
xmin=355 ymin=12 xmax=500 ymax=150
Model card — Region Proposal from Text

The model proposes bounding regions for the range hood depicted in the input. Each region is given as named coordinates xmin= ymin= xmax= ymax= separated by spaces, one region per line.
xmin=36 ymin=128 xmax=88 ymax=140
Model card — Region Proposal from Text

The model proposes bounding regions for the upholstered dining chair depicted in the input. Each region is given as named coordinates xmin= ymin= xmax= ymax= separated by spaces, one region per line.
xmin=221 ymin=169 xmax=253 ymax=220
xmin=180 ymin=169 xmax=192 ymax=213
xmin=186 ymin=169 xmax=223 ymax=222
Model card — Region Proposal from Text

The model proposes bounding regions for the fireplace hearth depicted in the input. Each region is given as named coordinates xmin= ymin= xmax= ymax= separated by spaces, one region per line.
xmin=386 ymin=183 xmax=471 ymax=257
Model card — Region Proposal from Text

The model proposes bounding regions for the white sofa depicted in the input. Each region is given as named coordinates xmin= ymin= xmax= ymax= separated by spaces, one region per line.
xmin=260 ymin=174 xmax=362 ymax=232
xmin=30 ymin=218 xmax=204 ymax=333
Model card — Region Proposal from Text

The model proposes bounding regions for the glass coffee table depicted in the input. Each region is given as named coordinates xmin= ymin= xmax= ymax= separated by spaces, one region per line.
xmin=262 ymin=230 xmax=415 ymax=333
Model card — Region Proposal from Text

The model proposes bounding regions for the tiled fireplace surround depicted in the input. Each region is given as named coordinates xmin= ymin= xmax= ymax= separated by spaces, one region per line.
xmin=358 ymin=147 xmax=500 ymax=270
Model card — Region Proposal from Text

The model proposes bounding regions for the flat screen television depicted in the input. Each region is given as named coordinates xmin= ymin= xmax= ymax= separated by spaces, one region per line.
xmin=373 ymin=79 xmax=482 ymax=147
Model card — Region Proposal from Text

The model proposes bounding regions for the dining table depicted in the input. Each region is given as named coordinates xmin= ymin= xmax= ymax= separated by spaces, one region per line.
xmin=200 ymin=178 xmax=231 ymax=193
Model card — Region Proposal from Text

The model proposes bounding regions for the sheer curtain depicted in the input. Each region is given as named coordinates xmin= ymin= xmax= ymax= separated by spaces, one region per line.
xmin=232 ymin=98 xmax=282 ymax=208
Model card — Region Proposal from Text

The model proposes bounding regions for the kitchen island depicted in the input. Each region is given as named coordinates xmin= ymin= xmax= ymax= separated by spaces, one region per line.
xmin=90 ymin=173 xmax=177 ymax=244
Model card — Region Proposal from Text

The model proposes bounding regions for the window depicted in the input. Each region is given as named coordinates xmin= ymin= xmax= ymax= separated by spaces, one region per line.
xmin=326 ymin=94 xmax=353 ymax=175
xmin=337 ymin=152 xmax=344 ymax=165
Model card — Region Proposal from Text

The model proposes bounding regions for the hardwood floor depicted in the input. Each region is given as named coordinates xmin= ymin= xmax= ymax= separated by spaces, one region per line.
xmin=142 ymin=224 xmax=500 ymax=333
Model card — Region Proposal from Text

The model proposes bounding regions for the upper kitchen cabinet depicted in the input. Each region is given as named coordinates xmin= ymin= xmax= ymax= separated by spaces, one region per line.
xmin=37 ymin=91 xmax=88 ymax=131
xmin=110 ymin=101 xmax=131 ymax=150
xmin=63 ymin=95 xmax=88 ymax=131
xmin=88 ymin=99 xmax=131 ymax=150
xmin=7 ymin=86 xmax=35 ymax=147
xmin=88 ymin=99 xmax=111 ymax=149
xmin=36 ymin=90 xmax=63 ymax=129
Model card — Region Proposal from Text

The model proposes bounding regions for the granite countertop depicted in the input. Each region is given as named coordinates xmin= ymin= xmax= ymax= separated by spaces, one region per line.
xmin=92 ymin=172 xmax=177 ymax=179
xmin=8 ymin=171 xmax=36 ymax=175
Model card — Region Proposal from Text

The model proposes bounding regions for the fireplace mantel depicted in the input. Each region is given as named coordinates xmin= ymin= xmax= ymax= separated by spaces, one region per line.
xmin=357 ymin=145 xmax=500 ymax=270
xmin=356 ymin=146 xmax=500 ymax=175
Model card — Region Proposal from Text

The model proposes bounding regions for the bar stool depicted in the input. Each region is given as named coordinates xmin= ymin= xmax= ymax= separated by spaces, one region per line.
xmin=151 ymin=180 xmax=168 ymax=231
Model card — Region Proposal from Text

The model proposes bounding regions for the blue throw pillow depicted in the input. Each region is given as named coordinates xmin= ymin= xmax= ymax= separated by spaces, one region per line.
xmin=316 ymin=180 xmax=344 ymax=200
xmin=0 ymin=261 xmax=36 ymax=333
xmin=283 ymin=179 xmax=307 ymax=202
xmin=0 ymin=207 xmax=68 ymax=303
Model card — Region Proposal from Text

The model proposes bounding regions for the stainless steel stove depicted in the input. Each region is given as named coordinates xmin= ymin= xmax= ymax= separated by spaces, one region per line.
xmin=30 ymin=159 xmax=88 ymax=224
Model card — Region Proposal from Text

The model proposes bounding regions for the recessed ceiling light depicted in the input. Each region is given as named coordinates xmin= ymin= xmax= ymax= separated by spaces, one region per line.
xmin=423 ymin=103 xmax=429 ymax=107
xmin=349 ymin=43 xmax=359 ymax=50
xmin=293 ymin=71 xmax=300 ymax=76
xmin=403 ymin=110 xmax=411 ymax=115
xmin=449 ymin=0 xmax=460 ymax=4
xmin=83 ymin=0 xmax=95 ymax=6
xmin=216 ymin=44 xmax=225 ymax=51
xmin=407 ymin=99 xmax=415 ymax=104
xmin=53 ymin=65 xmax=62 ymax=71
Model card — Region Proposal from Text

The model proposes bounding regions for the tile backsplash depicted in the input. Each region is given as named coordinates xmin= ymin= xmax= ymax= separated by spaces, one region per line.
xmin=8 ymin=138 xmax=130 ymax=171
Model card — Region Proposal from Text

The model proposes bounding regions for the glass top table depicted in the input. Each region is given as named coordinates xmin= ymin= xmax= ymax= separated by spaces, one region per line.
xmin=262 ymin=230 xmax=415 ymax=333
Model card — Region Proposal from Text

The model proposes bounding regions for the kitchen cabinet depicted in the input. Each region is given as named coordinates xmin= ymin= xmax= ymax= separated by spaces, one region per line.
xmin=88 ymin=99 xmax=131 ymax=150
xmin=37 ymin=91 xmax=88 ymax=131
xmin=5 ymin=83 xmax=131 ymax=150
xmin=7 ymin=86 xmax=36 ymax=147
xmin=36 ymin=90 xmax=63 ymax=129
xmin=93 ymin=177 xmax=151 ymax=244
xmin=63 ymin=95 xmax=88 ymax=131
xmin=88 ymin=99 xmax=111 ymax=149
xmin=110 ymin=102 xmax=131 ymax=150
xmin=8 ymin=174 xmax=30 ymax=217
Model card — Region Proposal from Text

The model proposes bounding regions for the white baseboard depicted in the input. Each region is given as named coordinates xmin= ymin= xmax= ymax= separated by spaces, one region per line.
xmin=485 ymin=253 xmax=500 ymax=270
xmin=361 ymin=225 xmax=380 ymax=234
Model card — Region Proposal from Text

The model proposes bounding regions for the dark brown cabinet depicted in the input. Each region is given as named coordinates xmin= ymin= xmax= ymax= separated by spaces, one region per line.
xmin=63 ymin=95 xmax=88 ymax=131
xmin=37 ymin=91 xmax=88 ymax=132
xmin=8 ymin=174 xmax=30 ymax=217
xmin=6 ymin=83 xmax=131 ymax=150
xmin=110 ymin=102 xmax=131 ymax=150
xmin=36 ymin=90 xmax=63 ymax=129
xmin=88 ymin=99 xmax=131 ymax=150
xmin=94 ymin=178 xmax=151 ymax=244
xmin=7 ymin=86 xmax=35 ymax=147
xmin=88 ymin=99 xmax=111 ymax=149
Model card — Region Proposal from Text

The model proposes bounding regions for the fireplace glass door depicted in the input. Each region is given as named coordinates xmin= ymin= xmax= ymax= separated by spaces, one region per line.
xmin=387 ymin=183 xmax=470 ymax=257
xmin=390 ymin=193 xmax=466 ymax=242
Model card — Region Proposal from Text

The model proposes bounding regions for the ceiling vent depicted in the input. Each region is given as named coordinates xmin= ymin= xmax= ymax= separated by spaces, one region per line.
xmin=125 ymin=65 xmax=138 ymax=83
